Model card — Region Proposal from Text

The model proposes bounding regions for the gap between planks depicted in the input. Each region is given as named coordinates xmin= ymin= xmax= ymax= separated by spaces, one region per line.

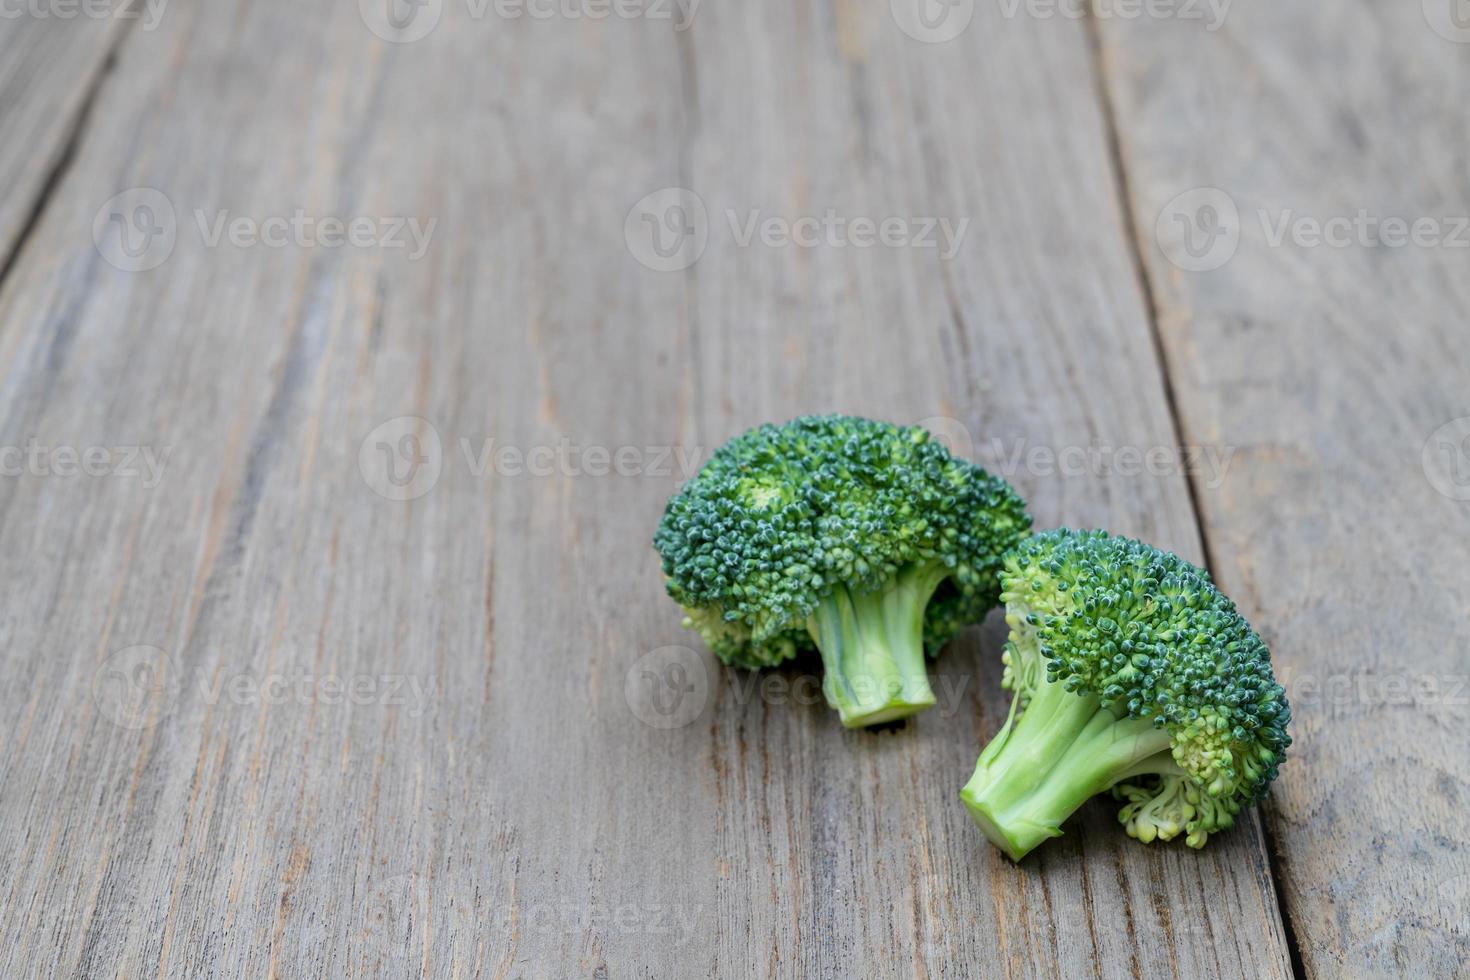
xmin=1078 ymin=11 xmax=1306 ymax=979
xmin=0 ymin=21 xmax=136 ymax=295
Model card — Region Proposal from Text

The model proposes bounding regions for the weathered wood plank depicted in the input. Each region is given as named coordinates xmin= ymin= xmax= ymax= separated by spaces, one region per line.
xmin=1096 ymin=5 xmax=1470 ymax=976
xmin=0 ymin=4 xmax=609 ymax=976
xmin=0 ymin=14 xmax=126 ymax=269
xmin=679 ymin=4 xmax=1290 ymax=977
xmin=0 ymin=1 xmax=1295 ymax=977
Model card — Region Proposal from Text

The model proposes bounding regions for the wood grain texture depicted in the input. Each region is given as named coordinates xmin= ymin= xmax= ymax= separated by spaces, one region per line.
xmin=0 ymin=0 xmax=1302 ymax=977
xmin=1096 ymin=4 xmax=1470 ymax=977
xmin=679 ymin=3 xmax=1290 ymax=977
xmin=0 ymin=12 xmax=125 ymax=267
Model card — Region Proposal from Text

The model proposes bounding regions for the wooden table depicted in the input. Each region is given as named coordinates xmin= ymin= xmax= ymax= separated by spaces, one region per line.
xmin=1 ymin=2 xmax=1465 ymax=977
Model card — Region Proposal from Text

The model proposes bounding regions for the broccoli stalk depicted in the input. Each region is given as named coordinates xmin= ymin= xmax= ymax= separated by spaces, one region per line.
xmin=807 ymin=561 xmax=952 ymax=726
xmin=653 ymin=415 xmax=1030 ymax=728
xmin=963 ymin=672 xmax=1178 ymax=860
xmin=961 ymin=529 xmax=1291 ymax=859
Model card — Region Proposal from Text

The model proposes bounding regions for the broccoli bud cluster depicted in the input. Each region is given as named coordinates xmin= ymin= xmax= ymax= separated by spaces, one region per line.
xmin=963 ymin=529 xmax=1292 ymax=856
xmin=652 ymin=417 xmax=1292 ymax=854
xmin=653 ymin=415 xmax=1029 ymax=725
xmin=654 ymin=415 xmax=1030 ymax=669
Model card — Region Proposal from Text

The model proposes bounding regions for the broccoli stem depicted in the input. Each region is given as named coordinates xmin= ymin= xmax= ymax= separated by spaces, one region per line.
xmin=961 ymin=673 xmax=1179 ymax=860
xmin=805 ymin=562 xmax=950 ymax=728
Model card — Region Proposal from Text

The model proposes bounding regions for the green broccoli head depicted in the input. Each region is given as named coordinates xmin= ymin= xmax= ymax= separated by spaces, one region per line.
xmin=653 ymin=415 xmax=1030 ymax=727
xmin=962 ymin=528 xmax=1291 ymax=859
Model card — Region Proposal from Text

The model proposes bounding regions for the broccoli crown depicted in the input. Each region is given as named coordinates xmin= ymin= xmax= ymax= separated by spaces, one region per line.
xmin=653 ymin=415 xmax=1030 ymax=668
xmin=1001 ymin=528 xmax=1291 ymax=809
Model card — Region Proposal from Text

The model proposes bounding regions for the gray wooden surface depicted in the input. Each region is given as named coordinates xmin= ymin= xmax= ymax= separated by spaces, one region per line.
xmin=1098 ymin=5 xmax=1470 ymax=976
xmin=0 ymin=1 xmax=1462 ymax=977
xmin=0 ymin=15 xmax=122 ymax=266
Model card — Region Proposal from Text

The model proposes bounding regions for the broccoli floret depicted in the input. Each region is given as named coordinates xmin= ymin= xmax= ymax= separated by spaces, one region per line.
xmin=961 ymin=529 xmax=1291 ymax=859
xmin=653 ymin=415 xmax=1030 ymax=727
